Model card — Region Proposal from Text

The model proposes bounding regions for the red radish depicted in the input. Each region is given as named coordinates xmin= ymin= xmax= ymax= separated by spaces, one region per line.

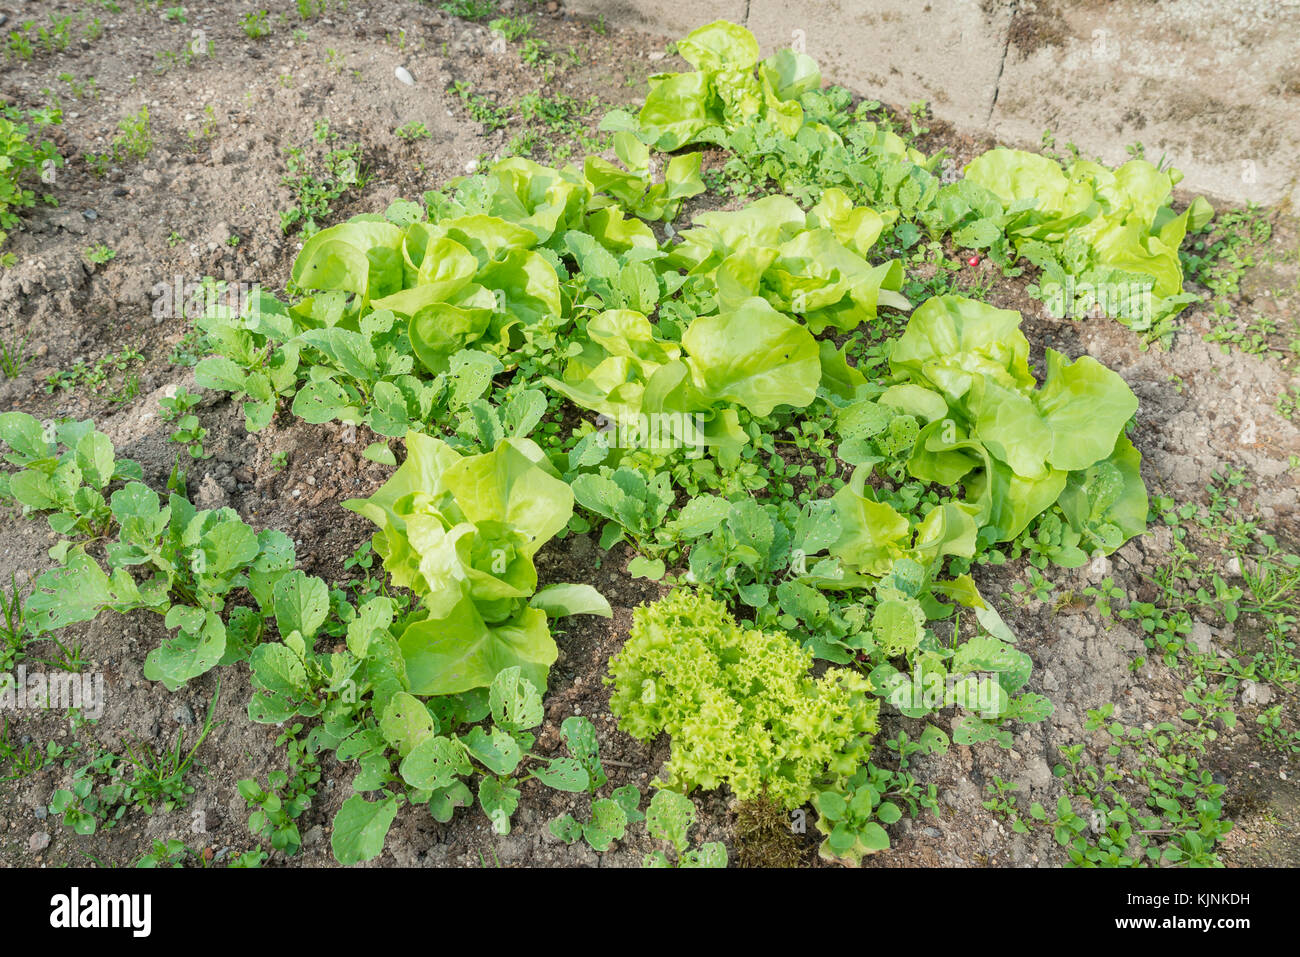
xmin=967 ymin=255 xmax=981 ymax=267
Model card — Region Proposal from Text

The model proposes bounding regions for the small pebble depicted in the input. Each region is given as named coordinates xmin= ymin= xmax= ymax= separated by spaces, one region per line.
xmin=394 ymin=66 xmax=414 ymax=85
xmin=29 ymin=832 xmax=51 ymax=853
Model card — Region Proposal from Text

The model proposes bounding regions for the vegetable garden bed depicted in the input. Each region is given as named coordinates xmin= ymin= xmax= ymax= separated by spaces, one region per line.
xmin=0 ymin=3 xmax=1297 ymax=871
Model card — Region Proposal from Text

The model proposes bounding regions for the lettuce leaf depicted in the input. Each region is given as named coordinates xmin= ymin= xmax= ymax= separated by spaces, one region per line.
xmin=965 ymin=149 xmax=1212 ymax=342
xmin=889 ymin=296 xmax=1143 ymax=545
xmin=345 ymin=433 xmax=607 ymax=695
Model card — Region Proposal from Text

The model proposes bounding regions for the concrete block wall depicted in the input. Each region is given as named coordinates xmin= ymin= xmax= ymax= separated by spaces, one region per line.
xmin=568 ymin=0 xmax=1300 ymax=208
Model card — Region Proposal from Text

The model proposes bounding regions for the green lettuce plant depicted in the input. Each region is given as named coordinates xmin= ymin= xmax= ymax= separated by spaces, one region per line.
xmin=812 ymin=763 xmax=904 ymax=865
xmin=0 ymin=412 xmax=144 ymax=560
xmin=639 ymin=21 xmax=1212 ymax=345
xmin=637 ymin=20 xmax=820 ymax=151
xmin=584 ymin=129 xmax=705 ymax=222
xmin=345 ymin=431 xmax=610 ymax=695
xmin=330 ymin=667 xmax=613 ymax=864
xmin=193 ymin=287 xmax=305 ymax=432
xmin=642 ymin=789 xmax=727 ymax=867
xmin=606 ymin=588 xmax=879 ymax=808
xmin=0 ymin=412 xmax=299 ymax=691
xmin=545 ymin=298 xmax=821 ymax=462
xmin=193 ymin=156 xmax=681 ymax=442
xmin=666 ymin=189 xmax=911 ymax=331
xmin=662 ymin=483 xmax=1050 ymax=737
xmin=888 ymin=294 xmax=1147 ymax=548
xmin=964 ymin=148 xmax=1214 ymax=343
xmin=24 ymin=483 xmax=298 ymax=691
xmin=569 ymin=465 xmax=676 ymax=555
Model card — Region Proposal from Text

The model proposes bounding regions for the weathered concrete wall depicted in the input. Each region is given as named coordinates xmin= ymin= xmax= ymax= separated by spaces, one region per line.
xmin=568 ymin=0 xmax=1300 ymax=209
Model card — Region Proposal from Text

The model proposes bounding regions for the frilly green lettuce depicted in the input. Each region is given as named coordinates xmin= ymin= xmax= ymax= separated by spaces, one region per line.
xmin=606 ymin=588 xmax=879 ymax=809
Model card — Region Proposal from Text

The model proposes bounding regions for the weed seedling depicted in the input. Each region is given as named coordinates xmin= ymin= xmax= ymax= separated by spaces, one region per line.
xmin=0 ymin=332 xmax=28 ymax=378
xmin=120 ymin=680 xmax=221 ymax=813
xmin=0 ymin=572 xmax=29 ymax=670
xmin=439 ymin=1 xmax=497 ymax=21
xmin=394 ymin=121 xmax=431 ymax=141
xmin=85 ymin=243 xmax=116 ymax=265
xmin=280 ymin=127 xmax=366 ymax=236
xmin=241 ymin=10 xmax=271 ymax=39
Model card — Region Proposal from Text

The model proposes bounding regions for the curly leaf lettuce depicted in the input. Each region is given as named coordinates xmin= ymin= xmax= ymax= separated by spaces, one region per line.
xmin=606 ymin=588 xmax=879 ymax=809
